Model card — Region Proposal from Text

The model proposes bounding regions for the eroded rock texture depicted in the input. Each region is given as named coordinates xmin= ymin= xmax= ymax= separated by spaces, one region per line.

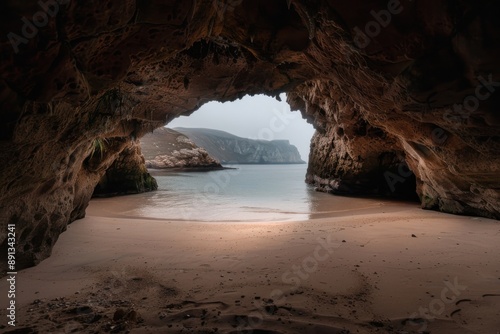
xmin=141 ymin=128 xmax=222 ymax=169
xmin=1 ymin=0 xmax=499 ymax=269
xmin=93 ymin=141 xmax=158 ymax=197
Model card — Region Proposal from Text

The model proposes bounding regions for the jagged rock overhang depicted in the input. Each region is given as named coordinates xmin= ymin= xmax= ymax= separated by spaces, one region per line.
xmin=1 ymin=0 xmax=500 ymax=271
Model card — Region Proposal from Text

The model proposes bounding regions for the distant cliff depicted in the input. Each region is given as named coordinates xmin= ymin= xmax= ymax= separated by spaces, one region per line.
xmin=174 ymin=128 xmax=305 ymax=164
xmin=140 ymin=128 xmax=222 ymax=169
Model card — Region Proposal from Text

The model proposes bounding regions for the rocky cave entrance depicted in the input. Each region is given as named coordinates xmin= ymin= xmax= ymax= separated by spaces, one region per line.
xmin=138 ymin=93 xmax=420 ymax=205
xmin=97 ymin=92 xmax=419 ymax=224
xmin=2 ymin=0 xmax=499 ymax=273
xmin=2 ymin=0 xmax=500 ymax=330
xmin=127 ymin=94 xmax=316 ymax=222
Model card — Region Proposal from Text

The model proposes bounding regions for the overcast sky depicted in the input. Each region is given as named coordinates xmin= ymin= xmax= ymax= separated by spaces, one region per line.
xmin=167 ymin=94 xmax=315 ymax=162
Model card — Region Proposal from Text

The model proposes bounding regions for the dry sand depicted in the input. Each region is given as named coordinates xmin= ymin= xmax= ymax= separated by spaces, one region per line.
xmin=1 ymin=197 xmax=499 ymax=333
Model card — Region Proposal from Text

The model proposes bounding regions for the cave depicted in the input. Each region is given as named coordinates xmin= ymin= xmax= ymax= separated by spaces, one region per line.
xmin=1 ymin=0 xmax=500 ymax=331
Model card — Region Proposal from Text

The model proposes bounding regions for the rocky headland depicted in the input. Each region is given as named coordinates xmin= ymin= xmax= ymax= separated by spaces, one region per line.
xmin=174 ymin=127 xmax=305 ymax=164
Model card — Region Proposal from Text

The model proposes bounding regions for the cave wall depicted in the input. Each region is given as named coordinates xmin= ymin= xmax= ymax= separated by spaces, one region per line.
xmin=93 ymin=141 xmax=158 ymax=197
xmin=1 ymin=0 xmax=499 ymax=270
xmin=286 ymin=0 xmax=500 ymax=217
xmin=288 ymin=80 xmax=415 ymax=199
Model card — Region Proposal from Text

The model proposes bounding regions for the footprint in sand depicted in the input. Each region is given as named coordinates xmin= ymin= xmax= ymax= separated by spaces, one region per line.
xmin=455 ymin=298 xmax=472 ymax=306
xmin=483 ymin=293 xmax=500 ymax=298
xmin=449 ymin=293 xmax=500 ymax=332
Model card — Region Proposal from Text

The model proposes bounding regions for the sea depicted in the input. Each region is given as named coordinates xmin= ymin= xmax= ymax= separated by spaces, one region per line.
xmin=144 ymin=164 xmax=317 ymax=221
xmin=94 ymin=165 xmax=385 ymax=222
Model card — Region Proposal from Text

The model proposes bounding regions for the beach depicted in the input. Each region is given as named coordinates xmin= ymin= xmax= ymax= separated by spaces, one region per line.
xmin=1 ymin=197 xmax=499 ymax=333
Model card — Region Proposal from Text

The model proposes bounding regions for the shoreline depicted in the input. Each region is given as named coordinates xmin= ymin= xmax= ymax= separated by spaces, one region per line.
xmin=148 ymin=166 xmax=237 ymax=173
xmin=146 ymin=163 xmax=309 ymax=174
xmin=1 ymin=198 xmax=499 ymax=333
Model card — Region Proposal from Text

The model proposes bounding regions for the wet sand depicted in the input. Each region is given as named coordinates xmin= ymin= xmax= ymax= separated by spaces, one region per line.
xmin=1 ymin=197 xmax=499 ymax=333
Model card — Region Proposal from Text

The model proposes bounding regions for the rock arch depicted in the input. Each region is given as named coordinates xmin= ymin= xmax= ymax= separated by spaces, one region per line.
xmin=1 ymin=0 xmax=499 ymax=270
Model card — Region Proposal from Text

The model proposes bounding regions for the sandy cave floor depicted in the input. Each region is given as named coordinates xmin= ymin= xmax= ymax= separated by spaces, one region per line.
xmin=1 ymin=197 xmax=500 ymax=333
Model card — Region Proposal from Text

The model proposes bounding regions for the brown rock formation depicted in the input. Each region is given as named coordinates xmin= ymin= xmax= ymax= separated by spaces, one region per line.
xmin=1 ymin=0 xmax=499 ymax=269
xmin=141 ymin=128 xmax=222 ymax=169
xmin=93 ymin=141 xmax=158 ymax=197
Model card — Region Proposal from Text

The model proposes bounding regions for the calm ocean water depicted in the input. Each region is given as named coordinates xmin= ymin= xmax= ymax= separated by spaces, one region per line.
xmin=142 ymin=165 xmax=316 ymax=221
xmin=92 ymin=164 xmax=386 ymax=222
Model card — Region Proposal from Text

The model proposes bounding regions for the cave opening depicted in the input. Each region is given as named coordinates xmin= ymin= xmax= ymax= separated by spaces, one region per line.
xmin=132 ymin=90 xmax=421 ymax=223
xmin=134 ymin=93 xmax=322 ymax=222
xmin=167 ymin=93 xmax=314 ymax=163
xmin=3 ymin=1 xmax=500 ymax=332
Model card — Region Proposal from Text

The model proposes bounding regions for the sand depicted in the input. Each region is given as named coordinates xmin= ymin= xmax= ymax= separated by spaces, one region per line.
xmin=1 ymin=197 xmax=499 ymax=333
